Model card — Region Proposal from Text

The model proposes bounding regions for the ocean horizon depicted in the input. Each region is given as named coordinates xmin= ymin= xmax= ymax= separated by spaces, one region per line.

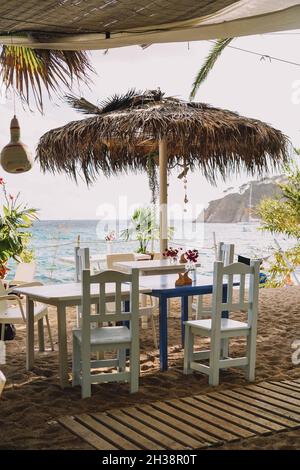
xmin=5 ymin=219 xmax=294 ymax=285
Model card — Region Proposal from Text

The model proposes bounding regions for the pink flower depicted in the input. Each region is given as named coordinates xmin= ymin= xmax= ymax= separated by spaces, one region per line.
xmin=0 ymin=177 xmax=4 ymax=185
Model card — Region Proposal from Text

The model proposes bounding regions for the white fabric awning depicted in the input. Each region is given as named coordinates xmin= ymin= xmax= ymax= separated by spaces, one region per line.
xmin=0 ymin=0 xmax=300 ymax=50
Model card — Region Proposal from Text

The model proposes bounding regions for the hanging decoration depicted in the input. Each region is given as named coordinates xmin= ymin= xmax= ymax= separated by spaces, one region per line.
xmin=177 ymin=162 xmax=189 ymax=212
xmin=0 ymin=115 xmax=33 ymax=173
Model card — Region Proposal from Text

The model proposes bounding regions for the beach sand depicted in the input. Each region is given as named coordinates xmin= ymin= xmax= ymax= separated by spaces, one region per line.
xmin=1 ymin=285 xmax=300 ymax=450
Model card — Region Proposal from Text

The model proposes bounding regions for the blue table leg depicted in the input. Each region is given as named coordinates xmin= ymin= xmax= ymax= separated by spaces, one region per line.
xmin=159 ymin=295 xmax=168 ymax=371
xmin=181 ymin=296 xmax=189 ymax=348
xmin=222 ymin=285 xmax=228 ymax=318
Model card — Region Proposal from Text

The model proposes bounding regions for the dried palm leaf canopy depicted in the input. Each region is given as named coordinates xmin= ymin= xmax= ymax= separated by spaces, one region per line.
xmin=37 ymin=89 xmax=289 ymax=184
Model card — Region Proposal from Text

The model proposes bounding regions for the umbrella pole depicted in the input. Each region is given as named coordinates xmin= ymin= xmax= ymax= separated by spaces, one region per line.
xmin=159 ymin=138 xmax=168 ymax=253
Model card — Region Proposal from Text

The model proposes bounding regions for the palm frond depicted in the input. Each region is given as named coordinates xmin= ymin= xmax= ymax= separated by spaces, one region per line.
xmin=190 ymin=38 xmax=233 ymax=100
xmin=66 ymin=89 xmax=140 ymax=115
xmin=99 ymin=88 xmax=140 ymax=113
xmin=0 ymin=45 xmax=94 ymax=112
xmin=65 ymin=94 xmax=101 ymax=115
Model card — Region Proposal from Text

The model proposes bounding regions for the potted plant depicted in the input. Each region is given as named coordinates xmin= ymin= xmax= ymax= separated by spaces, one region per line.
xmin=120 ymin=207 xmax=158 ymax=255
xmin=0 ymin=178 xmax=38 ymax=278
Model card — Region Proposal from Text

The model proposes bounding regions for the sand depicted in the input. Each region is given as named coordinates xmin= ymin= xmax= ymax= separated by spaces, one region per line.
xmin=1 ymin=285 xmax=300 ymax=450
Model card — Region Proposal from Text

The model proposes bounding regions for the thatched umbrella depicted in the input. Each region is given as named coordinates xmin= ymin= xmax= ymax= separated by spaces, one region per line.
xmin=37 ymin=89 xmax=289 ymax=251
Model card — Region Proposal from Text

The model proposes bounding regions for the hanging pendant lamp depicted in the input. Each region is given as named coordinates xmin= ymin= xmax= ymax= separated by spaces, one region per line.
xmin=0 ymin=115 xmax=33 ymax=173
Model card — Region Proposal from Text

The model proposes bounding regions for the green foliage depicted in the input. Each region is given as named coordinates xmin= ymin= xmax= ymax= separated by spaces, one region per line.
xmin=120 ymin=207 xmax=158 ymax=254
xmin=0 ymin=181 xmax=38 ymax=265
xmin=257 ymin=162 xmax=300 ymax=240
xmin=264 ymin=246 xmax=300 ymax=288
xmin=190 ymin=38 xmax=233 ymax=100
xmin=0 ymin=45 xmax=93 ymax=113
xmin=257 ymin=161 xmax=300 ymax=286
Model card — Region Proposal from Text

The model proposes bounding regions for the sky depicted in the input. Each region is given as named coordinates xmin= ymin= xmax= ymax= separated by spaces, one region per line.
xmin=0 ymin=31 xmax=299 ymax=220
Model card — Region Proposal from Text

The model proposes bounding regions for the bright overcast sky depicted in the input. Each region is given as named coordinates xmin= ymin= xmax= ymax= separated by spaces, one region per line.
xmin=0 ymin=32 xmax=299 ymax=220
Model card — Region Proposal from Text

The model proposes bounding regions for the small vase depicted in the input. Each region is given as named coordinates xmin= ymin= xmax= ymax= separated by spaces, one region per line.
xmin=179 ymin=253 xmax=186 ymax=264
xmin=106 ymin=241 xmax=112 ymax=254
xmin=186 ymin=261 xmax=196 ymax=281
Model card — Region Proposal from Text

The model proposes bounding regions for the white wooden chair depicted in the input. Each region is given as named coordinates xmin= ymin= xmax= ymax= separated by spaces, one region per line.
xmin=72 ymin=268 xmax=140 ymax=398
xmin=0 ymin=280 xmax=54 ymax=350
xmin=75 ymin=247 xmax=91 ymax=282
xmin=107 ymin=253 xmax=158 ymax=348
xmin=193 ymin=242 xmax=235 ymax=318
xmin=7 ymin=261 xmax=36 ymax=288
xmin=74 ymin=247 xmax=91 ymax=327
xmin=184 ymin=260 xmax=260 ymax=386
xmin=0 ymin=370 xmax=5 ymax=398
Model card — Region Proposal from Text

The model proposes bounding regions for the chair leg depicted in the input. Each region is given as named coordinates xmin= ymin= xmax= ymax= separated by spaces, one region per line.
xmin=81 ymin=360 xmax=91 ymax=399
xmin=72 ymin=337 xmax=81 ymax=387
xmin=245 ymin=332 xmax=256 ymax=382
xmin=45 ymin=315 xmax=54 ymax=351
xmin=209 ymin=338 xmax=220 ymax=386
xmin=221 ymin=338 xmax=229 ymax=358
xmin=141 ymin=295 xmax=148 ymax=329
xmin=197 ymin=296 xmax=204 ymax=319
xmin=118 ymin=348 xmax=126 ymax=373
xmin=76 ymin=306 xmax=81 ymax=328
xmin=37 ymin=318 xmax=45 ymax=352
xmin=150 ymin=314 xmax=158 ymax=349
xmin=167 ymin=298 xmax=171 ymax=316
xmin=129 ymin=347 xmax=139 ymax=394
xmin=183 ymin=325 xmax=193 ymax=375
xmin=188 ymin=297 xmax=193 ymax=319
xmin=0 ymin=324 xmax=5 ymax=341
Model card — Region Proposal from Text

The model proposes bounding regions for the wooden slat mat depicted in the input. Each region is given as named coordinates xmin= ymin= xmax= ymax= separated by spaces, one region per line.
xmin=58 ymin=379 xmax=300 ymax=450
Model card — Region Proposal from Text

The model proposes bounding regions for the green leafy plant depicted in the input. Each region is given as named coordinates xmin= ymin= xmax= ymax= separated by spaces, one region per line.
xmin=0 ymin=45 xmax=93 ymax=112
xmin=120 ymin=207 xmax=158 ymax=254
xmin=0 ymin=178 xmax=38 ymax=271
xmin=257 ymin=160 xmax=300 ymax=286
xmin=190 ymin=38 xmax=233 ymax=100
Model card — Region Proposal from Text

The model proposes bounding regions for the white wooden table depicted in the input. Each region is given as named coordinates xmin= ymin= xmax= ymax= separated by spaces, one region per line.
xmin=14 ymin=282 xmax=150 ymax=388
xmin=114 ymin=259 xmax=200 ymax=276
xmin=59 ymin=252 xmax=151 ymax=268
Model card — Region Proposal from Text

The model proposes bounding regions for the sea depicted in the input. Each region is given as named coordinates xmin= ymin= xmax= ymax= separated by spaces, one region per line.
xmin=7 ymin=220 xmax=296 ymax=284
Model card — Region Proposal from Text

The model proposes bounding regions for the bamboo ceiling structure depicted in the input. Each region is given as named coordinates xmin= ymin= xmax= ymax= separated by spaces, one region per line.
xmin=0 ymin=1 xmax=300 ymax=50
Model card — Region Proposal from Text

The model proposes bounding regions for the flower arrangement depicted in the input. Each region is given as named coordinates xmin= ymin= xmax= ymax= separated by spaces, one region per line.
xmin=163 ymin=247 xmax=179 ymax=259
xmin=105 ymin=230 xmax=116 ymax=242
xmin=185 ymin=249 xmax=199 ymax=263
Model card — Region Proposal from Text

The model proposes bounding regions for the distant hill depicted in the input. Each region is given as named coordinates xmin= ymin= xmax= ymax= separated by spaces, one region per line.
xmin=199 ymin=175 xmax=285 ymax=223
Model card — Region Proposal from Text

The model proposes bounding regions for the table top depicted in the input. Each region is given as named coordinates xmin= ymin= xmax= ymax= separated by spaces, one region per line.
xmin=59 ymin=252 xmax=151 ymax=266
xmin=114 ymin=259 xmax=200 ymax=273
xmin=14 ymin=282 xmax=151 ymax=304
xmin=13 ymin=273 xmax=239 ymax=304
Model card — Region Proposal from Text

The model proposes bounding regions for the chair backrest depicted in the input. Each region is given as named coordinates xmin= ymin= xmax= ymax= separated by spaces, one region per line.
xmin=106 ymin=253 xmax=135 ymax=271
xmin=211 ymin=260 xmax=260 ymax=333
xmin=81 ymin=268 xmax=139 ymax=350
xmin=217 ymin=242 xmax=234 ymax=265
xmin=0 ymin=281 xmax=8 ymax=315
xmin=13 ymin=262 xmax=36 ymax=283
xmin=75 ymin=247 xmax=90 ymax=282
